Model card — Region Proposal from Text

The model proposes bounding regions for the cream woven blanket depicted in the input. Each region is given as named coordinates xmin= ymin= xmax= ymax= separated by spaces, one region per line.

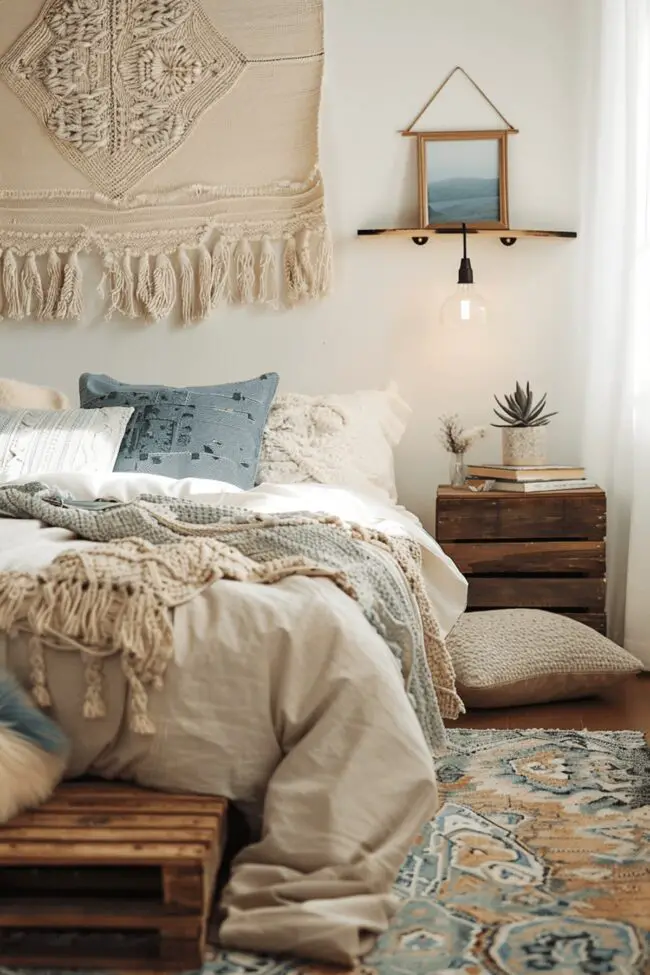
xmin=0 ymin=0 xmax=328 ymax=323
xmin=0 ymin=485 xmax=463 ymax=754
xmin=0 ymin=536 xmax=358 ymax=736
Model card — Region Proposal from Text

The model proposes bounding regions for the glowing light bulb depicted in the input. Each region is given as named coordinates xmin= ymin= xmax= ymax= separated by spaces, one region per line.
xmin=440 ymin=224 xmax=488 ymax=327
xmin=441 ymin=283 xmax=488 ymax=327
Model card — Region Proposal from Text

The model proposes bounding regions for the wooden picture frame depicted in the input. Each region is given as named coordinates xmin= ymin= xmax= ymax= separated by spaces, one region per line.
xmin=416 ymin=130 xmax=510 ymax=230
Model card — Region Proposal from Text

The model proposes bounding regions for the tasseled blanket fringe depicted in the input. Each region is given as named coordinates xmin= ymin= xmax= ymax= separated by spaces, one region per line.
xmin=0 ymin=230 xmax=332 ymax=325
xmin=0 ymin=567 xmax=175 ymax=736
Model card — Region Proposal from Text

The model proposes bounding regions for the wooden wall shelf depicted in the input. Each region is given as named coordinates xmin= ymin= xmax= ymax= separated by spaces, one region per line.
xmin=357 ymin=227 xmax=578 ymax=247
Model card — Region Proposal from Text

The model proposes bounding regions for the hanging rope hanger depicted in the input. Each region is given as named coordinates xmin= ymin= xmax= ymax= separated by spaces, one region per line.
xmin=402 ymin=66 xmax=518 ymax=135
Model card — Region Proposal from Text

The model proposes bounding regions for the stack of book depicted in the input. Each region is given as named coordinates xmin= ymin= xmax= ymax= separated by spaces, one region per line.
xmin=466 ymin=464 xmax=595 ymax=493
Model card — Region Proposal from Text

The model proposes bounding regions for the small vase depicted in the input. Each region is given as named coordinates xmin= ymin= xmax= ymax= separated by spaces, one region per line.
xmin=449 ymin=452 xmax=467 ymax=487
xmin=502 ymin=427 xmax=547 ymax=466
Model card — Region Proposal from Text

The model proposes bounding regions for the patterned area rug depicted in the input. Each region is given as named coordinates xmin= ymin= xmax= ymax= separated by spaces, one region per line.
xmin=1 ymin=729 xmax=649 ymax=975
xmin=207 ymin=729 xmax=650 ymax=975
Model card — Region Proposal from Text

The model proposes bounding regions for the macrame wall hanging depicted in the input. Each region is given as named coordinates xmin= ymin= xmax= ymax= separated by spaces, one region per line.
xmin=0 ymin=0 xmax=329 ymax=325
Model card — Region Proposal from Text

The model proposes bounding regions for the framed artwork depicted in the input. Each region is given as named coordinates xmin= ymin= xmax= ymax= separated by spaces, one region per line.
xmin=402 ymin=68 xmax=518 ymax=232
xmin=417 ymin=130 xmax=509 ymax=230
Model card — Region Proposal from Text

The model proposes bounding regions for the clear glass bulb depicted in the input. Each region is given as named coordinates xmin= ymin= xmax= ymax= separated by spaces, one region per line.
xmin=441 ymin=283 xmax=488 ymax=327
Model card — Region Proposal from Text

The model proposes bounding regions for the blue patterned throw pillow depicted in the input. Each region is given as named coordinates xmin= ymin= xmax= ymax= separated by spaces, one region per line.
xmin=79 ymin=372 xmax=279 ymax=489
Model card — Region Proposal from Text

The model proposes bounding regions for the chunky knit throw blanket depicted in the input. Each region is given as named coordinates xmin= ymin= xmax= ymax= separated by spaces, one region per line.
xmin=0 ymin=1 xmax=328 ymax=323
xmin=0 ymin=484 xmax=463 ymax=754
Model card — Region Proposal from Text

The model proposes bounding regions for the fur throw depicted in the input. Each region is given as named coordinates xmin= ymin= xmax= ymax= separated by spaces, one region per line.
xmin=0 ymin=674 xmax=67 ymax=824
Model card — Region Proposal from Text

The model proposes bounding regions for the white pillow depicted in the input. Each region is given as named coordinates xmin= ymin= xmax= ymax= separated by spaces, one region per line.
xmin=0 ymin=378 xmax=70 ymax=411
xmin=257 ymin=383 xmax=411 ymax=501
xmin=0 ymin=408 xmax=134 ymax=480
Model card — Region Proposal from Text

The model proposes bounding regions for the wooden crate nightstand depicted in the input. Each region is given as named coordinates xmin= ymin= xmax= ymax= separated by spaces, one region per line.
xmin=436 ymin=486 xmax=607 ymax=634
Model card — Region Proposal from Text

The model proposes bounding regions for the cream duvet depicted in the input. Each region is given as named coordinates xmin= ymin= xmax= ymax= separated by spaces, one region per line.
xmin=0 ymin=473 xmax=467 ymax=965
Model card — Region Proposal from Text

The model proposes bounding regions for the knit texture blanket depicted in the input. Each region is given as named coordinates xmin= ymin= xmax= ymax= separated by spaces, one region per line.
xmin=0 ymin=1 xmax=328 ymax=323
xmin=0 ymin=484 xmax=463 ymax=755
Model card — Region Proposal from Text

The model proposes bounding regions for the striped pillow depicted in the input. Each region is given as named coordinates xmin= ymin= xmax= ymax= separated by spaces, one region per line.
xmin=0 ymin=407 xmax=133 ymax=479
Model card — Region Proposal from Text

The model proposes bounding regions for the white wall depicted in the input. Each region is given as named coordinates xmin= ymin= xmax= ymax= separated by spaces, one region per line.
xmin=1 ymin=0 xmax=591 ymax=532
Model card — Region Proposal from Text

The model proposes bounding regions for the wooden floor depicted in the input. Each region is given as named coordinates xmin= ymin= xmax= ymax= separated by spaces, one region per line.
xmin=451 ymin=674 xmax=650 ymax=735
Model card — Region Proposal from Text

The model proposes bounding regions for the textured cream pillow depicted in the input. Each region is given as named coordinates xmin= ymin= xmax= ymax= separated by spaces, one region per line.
xmin=257 ymin=383 xmax=411 ymax=501
xmin=448 ymin=609 xmax=643 ymax=708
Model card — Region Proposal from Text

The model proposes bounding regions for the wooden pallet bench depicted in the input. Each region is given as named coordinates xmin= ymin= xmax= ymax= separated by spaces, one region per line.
xmin=0 ymin=780 xmax=228 ymax=973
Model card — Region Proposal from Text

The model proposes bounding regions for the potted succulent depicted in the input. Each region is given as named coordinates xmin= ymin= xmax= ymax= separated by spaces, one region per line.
xmin=492 ymin=382 xmax=557 ymax=466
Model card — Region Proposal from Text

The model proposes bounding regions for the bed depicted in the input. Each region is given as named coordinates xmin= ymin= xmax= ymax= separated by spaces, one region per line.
xmin=0 ymin=382 xmax=468 ymax=966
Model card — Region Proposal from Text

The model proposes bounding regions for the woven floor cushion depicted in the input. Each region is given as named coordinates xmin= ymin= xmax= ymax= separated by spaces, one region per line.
xmin=447 ymin=608 xmax=643 ymax=708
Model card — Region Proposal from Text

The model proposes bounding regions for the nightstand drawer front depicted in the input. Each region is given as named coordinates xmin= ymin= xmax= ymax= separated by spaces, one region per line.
xmin=467 ymin=577 xmax=606 ymax=611
xmin=443 ymin=540 xmax=605 ymax=576
xmin=436 ymin=494 xmax=606 ymax=541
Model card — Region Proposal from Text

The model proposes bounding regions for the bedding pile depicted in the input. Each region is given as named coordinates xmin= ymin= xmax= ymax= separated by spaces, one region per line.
xmin=0 ymin=482 xmax=462 ymax=755
xmin=0 ymin=376 xmax=469 ymax=964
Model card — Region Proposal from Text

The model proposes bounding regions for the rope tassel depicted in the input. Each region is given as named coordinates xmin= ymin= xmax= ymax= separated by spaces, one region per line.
xmin=258 ymin=235 xmax=279 ymax=307
xmin=101 ymin=253 xmax=138 ymax=320
xmin=209 ymin=238 xmax=233 ymax=307
xmin=21 ymin=252 xmax=44 ymax=319
xmin=314 ymin=228 xmax=333 ymax=296
xmin=102 ymin=253 xmax=124 ymax=319
xmin=236 ymin=238 xmax=256 ymax=304
xmin=296 ymin=230 xmax=315 ymax=297
xmin=148 ymin=254 xmax=176 ymax=321
xmin=284 ymin=235 xmax=308 ymax=304
xmin=137 ymin=254 xmax=154 ymax=319
xmin=196 ymin=244 xmax=212 ymax=320
xmin=42 ymin=250 xmax=63 ymax=320
xmin=178 ymin=247 xmax=195 ymax=325
xmin=3 ymin=249 xmax=24 ymax=321
xmin=120 ymin=251 xmax=137 ymax=319
xmin=56 ymin=252 xmax=83 ymax=321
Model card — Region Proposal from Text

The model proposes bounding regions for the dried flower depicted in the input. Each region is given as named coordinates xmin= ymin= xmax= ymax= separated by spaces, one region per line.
xmin=438 ymin=414 xmax=487 ymax=455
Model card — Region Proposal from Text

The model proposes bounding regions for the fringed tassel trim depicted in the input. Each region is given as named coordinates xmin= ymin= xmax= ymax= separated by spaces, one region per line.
xmin=0 ymin=229 xmax=332 ymax=325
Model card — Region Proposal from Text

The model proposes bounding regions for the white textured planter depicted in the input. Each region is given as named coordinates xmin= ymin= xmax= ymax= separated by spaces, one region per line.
xmin=502 ymin=427 xmax=547 ymax=466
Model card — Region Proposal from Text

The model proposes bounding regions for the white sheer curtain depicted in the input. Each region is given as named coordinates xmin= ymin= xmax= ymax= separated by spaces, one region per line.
xmin=582 ymin=0 xmax=650 ymax=665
